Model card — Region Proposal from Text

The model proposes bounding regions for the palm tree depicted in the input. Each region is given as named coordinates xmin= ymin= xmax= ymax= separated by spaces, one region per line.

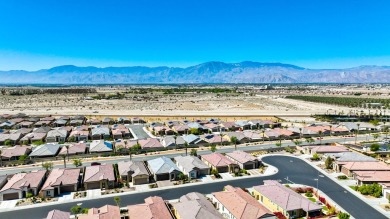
xmin=0 ymin=150 xmax=2 ymax=167
xmin=262 ymin=129 xmax=265 ymax=143
xmin=230 ymin=136 xmax=238 ymax=150
xmin=65 ymin=145 xmax=70 ymax=161
xmin=318 ymin=131 xmax=323 ymax=145
xmin=299 ymin=127 xmax=302 ymax=139
xmin=355 ymin=123 xmax=360 ymax=144
xmin=61 ymin=154 xmax=67 ymax=168
xmin=173 ymin=134 xmax=178 ymax=150
xmin=220 ymin=132 xmax=223 ymax=146
xmin=184 ymin=142 xmax=189 ymax=156
xmin=113 ymin=196 xmax=121 ymax=207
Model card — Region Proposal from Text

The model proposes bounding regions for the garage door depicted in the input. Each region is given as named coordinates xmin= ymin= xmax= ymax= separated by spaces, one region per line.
xmin=217 ymin=167 xmax=229 ymax=173
xmin=61 ymin=185 xmax=76 ymax=192
xmin=3 ymin=193 xmax=19 ymax=200
xmin=244 ymin=164 xmax=254 ymax=170
xmin=86 ymin=182 xmax=100 ymax=190
xmin=133 ymin=177 xmax=148 ymax=185
xmin=156 ymin=174 xmax=169 ymax=181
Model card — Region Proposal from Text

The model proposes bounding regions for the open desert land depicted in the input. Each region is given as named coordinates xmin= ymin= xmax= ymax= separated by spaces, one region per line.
xmin=0 ymin=86 xmax=383 ymax=119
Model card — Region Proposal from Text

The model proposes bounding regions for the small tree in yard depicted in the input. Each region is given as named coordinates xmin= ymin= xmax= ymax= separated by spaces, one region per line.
xmin=311 ymin=153 xmax=320 ymax=161
xmin=210 ymin=145 xmax=217 ymax=153
xmin=190 ymin=148 xmax=197 ymax=156
xmin=230 ymin=136 xmax=238 ymax=150
xmin=4 ymin=140 xmax=12 ymax=146
xmin=275 ymin=142 xmax=282 ymax=147
xmin=114 ymin=196 xmax=121 ymax=207
xmin=70 ymin=205 xmax=82 ymax=214
xmin=325 ymin=156 xmax=333 ymax=169
xmin=42 ymin=161 xmax=54 ymax=171
xmin=73 ymin=158 xmax=83 ymax=167
xmin=370 ymin=143 xmax=380 ymax=152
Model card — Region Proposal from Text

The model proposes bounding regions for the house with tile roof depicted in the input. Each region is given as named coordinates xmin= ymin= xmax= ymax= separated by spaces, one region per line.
xmin=20 ymin=132 xmax=47 ymax=144
xmin=117 ymin=160 xmax=150 ymax=185
xmin=69 ymin=130 xmax=90 ymax=142
xmin=69 ymin=119 xmax=84 ymax=126
xmin=243 ymin=130 xmax=263 ymax=142
xmin=339 ymin=161 xmax=390 ymax=176
xmin=139 ymin=138 xmax=164 ymax=150
xmin=84 ymin=164 xmax=116 ymax=190
xmin=303 ymin=145 xmax=350 ymax=156
xmin=330 ymin=152 xmax=378 ymax=172
xmin=58 ymin=142 xmax=87 ymax=155
xmin=127 ymin=196 xmax=173 ymax=219
xmin=78 ymin=205 xmax=121 ymax=219
xmin=182 ymin=134 xmax=207 ymax=146
xmin=220 ymin=122 xmax=239 ymax=132
xmin=225 ymin=150 xmax=260 ymax=170
xmin=212 ymin=185 xmax=275 ymax=219
xmin=0 ymin=133 xmax=23 ymax=145
xmin=0 ymin=170 xmax=46 ymax=201
xmin=172 ymin=192 xmax=223 ymax=219
xmin=40 ymin=168 xmax=81 ymax=198
xmin=53 ymin=119 xmax=68 ymax=127
xmin=117 ymin=117 xmax=131 ymax=124
xmin=147 ymin=157 xmax=181 ymax=181
xmin=172 ymin=124 xmax=190 ymax=135
xmin=161 ymin=136 xmax=185 ymax=149
xmin=46 ymin=209 xmax=70 ymax=219
xmin=223 ymin=132 xmax=250 ymax=143
xmin=46 ymin=129 xmax=68 ymax=143
xmin=200 ymin=134 xmax=228 ymax=145
xmin=91 ymin=126 xmax=110 ymax=140
xmin=89 ymin=140 xmax=113 ymax=153
xmin=201 ymin=153 xmax=238 ymax=173
xmin=152 ymin=126 xmax=175 ymax=136
xmin=29 ymin=143 xmax=61 ymax=158
xmin=235 ymin=121 xmax=251 ymax=130
xmin=111 ymin=124 xmax=131 ymax=139
xmin=354 ymin=171 xmax=390 ymax=185
xmin=253 ymin=180 xmax=322 ymax=218
xmin=0 ymin=145 xmax=32 ymax=161
xmin=174 ymin=156 xmax=210 ymax=179
xmin=33 ymin=126 xmax=52 ymax=134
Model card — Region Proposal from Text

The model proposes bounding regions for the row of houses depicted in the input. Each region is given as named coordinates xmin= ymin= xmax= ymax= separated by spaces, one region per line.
xmin=0 ymin=150 xmax=259 ymax=201
xmin=0 ymin=115 xmax=146 ymax=130
xmin=45 ymin=180 xmax=322 ymax=219
xmin=303 ymin=144 xmax=390 ymax=198
xmin=0 ymin=123 xmax=134 ymax=146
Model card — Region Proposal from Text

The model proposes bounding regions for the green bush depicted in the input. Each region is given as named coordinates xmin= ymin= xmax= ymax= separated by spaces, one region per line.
xmin=337 ymin=212 xmax=350 ymax=219
xmin=357 ymin=183 xmax=382 ymax=197
xmin=337 ymin=175 xmax=348 ymax=180
xmin=26 ymin=192 xmax=33 ymax=198
xmin=305 ymin=191 xmax=313 ymax=197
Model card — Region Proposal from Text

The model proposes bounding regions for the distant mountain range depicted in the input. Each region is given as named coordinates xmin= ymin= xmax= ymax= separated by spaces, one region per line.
xmin=1 ymin=61 xmax=390 ymax=84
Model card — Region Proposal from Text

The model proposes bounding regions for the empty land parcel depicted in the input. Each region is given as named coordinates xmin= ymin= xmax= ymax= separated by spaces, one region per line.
xmin=0 ymin=85 xmax=388 ymax=117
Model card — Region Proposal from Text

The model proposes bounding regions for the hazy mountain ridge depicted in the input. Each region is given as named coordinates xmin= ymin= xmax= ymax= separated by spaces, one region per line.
xmin=0 ymin=62 xmax=389 ymax=84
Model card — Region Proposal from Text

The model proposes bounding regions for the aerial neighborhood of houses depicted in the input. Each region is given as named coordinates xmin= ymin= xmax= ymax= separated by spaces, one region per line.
xmin=0 ymin=113 xmax=389 ymax=219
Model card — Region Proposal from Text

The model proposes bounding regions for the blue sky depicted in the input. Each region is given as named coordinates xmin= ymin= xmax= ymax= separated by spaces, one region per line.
xmin=0 ymin=0 xmax=389 ymax=70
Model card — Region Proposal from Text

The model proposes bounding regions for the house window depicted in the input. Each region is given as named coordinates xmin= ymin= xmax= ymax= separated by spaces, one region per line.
xmin=46 ymin=191 xmax=51 ymax=196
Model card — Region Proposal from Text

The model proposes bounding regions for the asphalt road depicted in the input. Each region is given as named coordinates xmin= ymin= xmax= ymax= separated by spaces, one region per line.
xmin=0 ymin=135 xmax=376 ymax=175
xmin=0 ymin=155 xmax=386 ymax=219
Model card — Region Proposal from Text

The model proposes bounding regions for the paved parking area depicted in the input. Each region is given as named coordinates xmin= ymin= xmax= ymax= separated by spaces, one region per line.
xmin=57 ymin=192 xmax=74 ymax=202
xmin=157 ymin=180 xmax=174 ymax=188
xmin=199 ymin=175 xmax=214 ymax=182
xmin=220 ymin=172 xmax=234 ymax=179
xmin=133 ymin=183 xmax=151 ymax=192
xmin=0 ymin=199 xmax=18 ymax=209
xmin=86 ymin=189 xmax=101 ymax=199
xmin=247 ymin=169 xmax=262 ymax=176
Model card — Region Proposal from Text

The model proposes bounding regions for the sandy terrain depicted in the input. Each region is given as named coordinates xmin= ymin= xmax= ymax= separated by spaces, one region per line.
xmin=0 ymin=88 xmax=373 ymax=118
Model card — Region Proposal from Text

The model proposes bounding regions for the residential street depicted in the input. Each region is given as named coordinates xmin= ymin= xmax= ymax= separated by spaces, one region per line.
xmin=0 ymin=155 xmax=386 ymax=219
